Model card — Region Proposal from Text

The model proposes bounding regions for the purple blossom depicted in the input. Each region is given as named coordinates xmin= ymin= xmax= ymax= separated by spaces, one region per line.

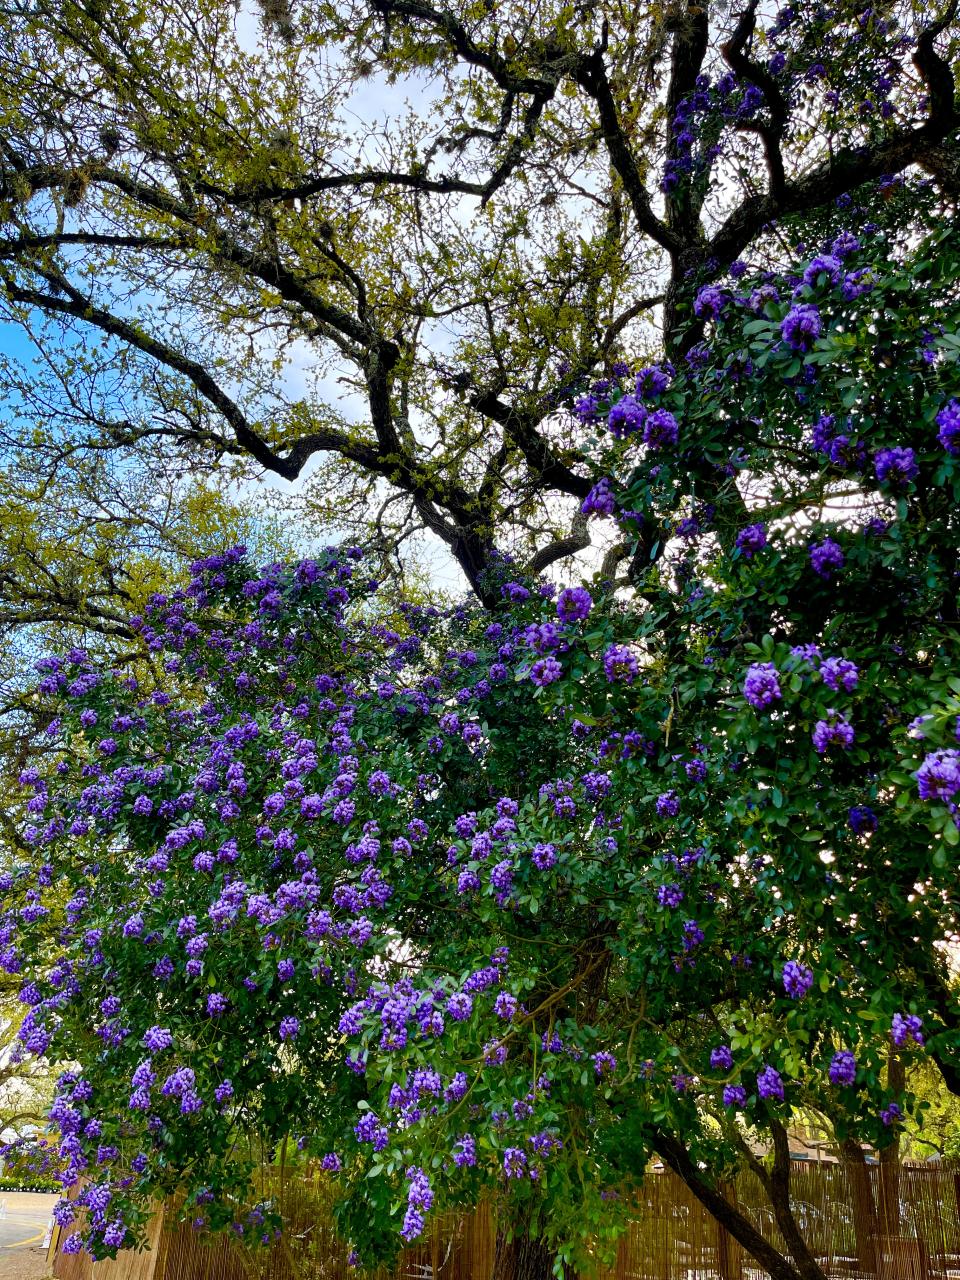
xmin=757 ymin=1065 xmax=784 ymax=1101
xmin=829 ymin=1051 xmax=856 ymax=1086
xmin=490 ymin=859 xmax=513 ymax=892
xmin=406 ymin=1166 xmax=433 ymax=1212
xmin=848 ymin=806 xmax=877 ymax=835
xmin=593 ymin=1051 xmax=616 ymax=1078
xmin=820 ymin=657 xmax=858 ymax=692
xmin=123 ymin=913 xmax=144 ymax=938
xmin=743 ymin=662 xmax=780 ymax=710
xmin=723 ymin=1085 xmax=747 ymax=1108
xmin=635 ymin=365 xmax=671 ymax=397
xmin=573 ymin=394 xmax=601 ymax=421
xmin=891 ymin=1013 xmax=923 ymax=1048
xmin=556 ymin=587 xmax=593 ymax=624
xmin=603 ymin=645 xmax=639 ymax=683
xmin=452 ymin=1135 xmax=476 ymax=1167
xmin=832 ymin=231 xmax=860 ymax=258
xmin=446 ymin=993 xmax=473 ymax=1022
xmin=803 ymin=255 xmax=842 ymax=287
xmin=494 ymin=992 xmax=518 ymax=1020
xmin=401 ymin=1207 xmax=425 ymax=1242
xmin=530 ymin=657 xmax=562 ymax=687
xmin=782 ymin=961 xmax=814 ymax=1000
xmin=682 ymin=920 xmax=704 ymax=952
xmin=278 ymin=1017 xmax=300 ymax=1042
xmin=710 ymin=1045 xmax=733 ymax=1071
xmin=457 ymin=869 xmax=480 ymax=894
xmin=881 ymin=1102 xmax=903 ymax=1126
xmin=781 ymin=303 xmax=822 ymax=351
xmin=142 ymin=1027 xmax=172 ymax=1053
xmin=694 ymin=285 xmax=727 ymax=320
xmin=874 ymin=447 xmax=918 ymax=490
xmin=735 ymin=523 xmax=767 ymax=559
xmin=531 ymin=842 xmax=556 ymax=870
xmin=643 ymin=409 xmax=680 ymax=450
xmin=812 ymin=712 xmax=855 ymax=754
xmin=656 ymin=790 xmax=680 ymax=818
xmin=607 ymin=394 xmax=646 ymax=439
xmin=657 ymin=883 xmax=683 ymax=908
xmin=936 ymin=400 xmax=960 ymax=454
xmin=842 ymin=269 xmax=875 ymax=300
xmin=581 ymin=478 xmax=616 ymax=518
xmin=810 ymin=538 xmax=844 ymax=578
xmin=916 ymin=749 xmax=960 ymax=801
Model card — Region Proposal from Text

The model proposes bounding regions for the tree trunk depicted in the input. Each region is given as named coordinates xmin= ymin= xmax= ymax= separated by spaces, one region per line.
xmin=878 ymin=1052 xmax=904 ymax=1239
xmin=760 ymin=1121 xmax=829 ymax=1280
xmin=840 ymin=1139 xmax=880 ymax=1277
xmin=491 ymin=1228 xmax=567 ymax=1280
xmin=653 ymin=1129 xmax=814 ymax=1280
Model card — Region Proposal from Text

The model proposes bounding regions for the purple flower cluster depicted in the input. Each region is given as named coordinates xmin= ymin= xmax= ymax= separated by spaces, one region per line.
xmin=735 ymin=523 xmax=767 ymax=559
xmin=820 ymin=657 xmax=858 ymax=692
xmin=848 ymin=806 xmax=877 ymax=835
xmin=401 ymin=1166 xmax=433 ymax=1241
xmin=813 ymin=712 xmax=855 ymax=754
xmin=710 ymin=1045 xmax=733 ymax=1071
xmin=881 ymin=1102 xmax=902 ymax=1126
xmin=782 ymin=961 xmax=814 ymax=1000
xmin=891 ymin=1013 xmax=923 ymax=1048
xmin=452 ymin=1135 xmax=476 ymax=1167
xmin=530 ymin=656 xmax=562 ymax=687
xmin=657 ymin=883 xmax=683 ymax=908
xmin=874 ymin=446 xmax=918 ymax=490
xmin=828 ymin=1050 xmax=856 ymax=1086
xmin=603 ymin=645 xmax=639 ymax=683
xmin=656 ymin=790 xmax=680 ymax=818
xmin=916 ymin=750 xmax=960 ymax=802
xmin=803 ymin=255 xmax=842 ymax=287
xmin=556 ymin=587 xmax=593 ymax=624
xmin=937 ymin=400 xmax=960 ymax=454
xmin=643 ymin=409 xmax=679 ymax=450
xmin=756 ymin=1065 xmax=784 ymax=1101
xmin=781 ymin=303 xmax=822 ymax=351
xmin=743 ymin=663 xmax=780 ymax=710
xmin=694 ymin=285 xmax=728 ymax=321
xmin=607 ymin=394 xmax=645 ymax=439
xmin=810 ymin=538 xmax=844 ymax=579
xmin=581 ymin=478 xmax=616 ymax=517
xmin=810 ymin=413 xmax=865 ymax=471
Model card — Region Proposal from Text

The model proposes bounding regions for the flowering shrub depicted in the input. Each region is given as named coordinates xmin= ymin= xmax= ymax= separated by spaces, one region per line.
xmin=5 ymin=220 xmax=960 ymax=1276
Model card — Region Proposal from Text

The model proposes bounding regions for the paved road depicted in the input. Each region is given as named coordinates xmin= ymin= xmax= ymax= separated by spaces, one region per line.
xmin=0 ymin=1192 xmax=58 ymax=1252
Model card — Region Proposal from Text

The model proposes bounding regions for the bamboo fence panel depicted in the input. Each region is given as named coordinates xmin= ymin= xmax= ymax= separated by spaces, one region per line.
xmin=49 ymin=1161 xmax=960 ymax=1280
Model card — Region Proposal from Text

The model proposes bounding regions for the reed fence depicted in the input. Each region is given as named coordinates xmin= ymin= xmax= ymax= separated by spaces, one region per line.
xmin=48 ymin=1161 xmax=960 ymax=1280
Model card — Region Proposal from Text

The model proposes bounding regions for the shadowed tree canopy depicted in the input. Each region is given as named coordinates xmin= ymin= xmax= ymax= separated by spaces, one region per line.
xmin=0 ymin=0 xmax=957 ymax=607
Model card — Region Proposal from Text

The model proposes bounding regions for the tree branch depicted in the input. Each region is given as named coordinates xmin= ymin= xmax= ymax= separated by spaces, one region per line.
xmin=525 ymin=511 xmax=590 ymax=575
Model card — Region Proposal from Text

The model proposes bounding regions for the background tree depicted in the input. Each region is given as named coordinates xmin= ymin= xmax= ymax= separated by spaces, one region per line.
xmin=0 ymin=0 xmax=956 ymax=606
